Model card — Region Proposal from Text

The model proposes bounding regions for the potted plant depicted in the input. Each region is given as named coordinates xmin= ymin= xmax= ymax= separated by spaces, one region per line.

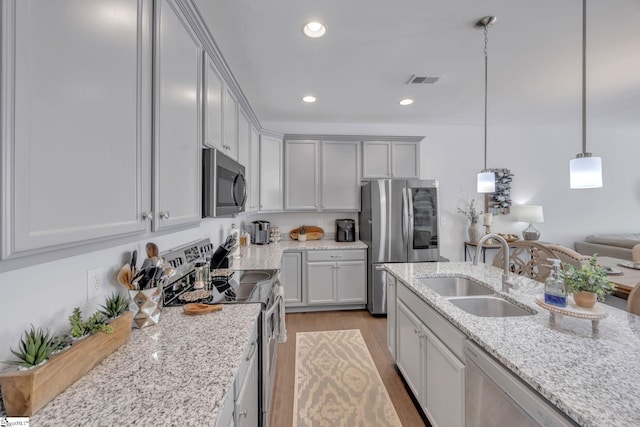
xmin=457 ymin=198 xmax=482 ymax=243
xmin=4 ymin=326 xmax=55 ymax=370
xmin=561 ymin=255 xmax=615 ymax=308
xmin=99 ymin=293 xmax=129 ymax=320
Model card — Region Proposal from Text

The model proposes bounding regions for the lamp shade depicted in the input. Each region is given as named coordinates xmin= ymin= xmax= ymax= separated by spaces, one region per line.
xmin=514 ymin=205 xmax=544 ymax=223
xmin=477 ymin=171 xmax=495 ymax=193
xmin=570 ymin=156 xmax=603 ymax=189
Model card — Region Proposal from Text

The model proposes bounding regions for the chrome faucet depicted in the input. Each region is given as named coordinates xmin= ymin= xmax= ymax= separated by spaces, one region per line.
xmin=473 ymin=233 xmax=518 ymax=293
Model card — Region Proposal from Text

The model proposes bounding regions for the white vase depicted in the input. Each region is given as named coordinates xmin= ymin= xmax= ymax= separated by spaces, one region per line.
xmin=467 ymin=222 xmax=482 ymax=243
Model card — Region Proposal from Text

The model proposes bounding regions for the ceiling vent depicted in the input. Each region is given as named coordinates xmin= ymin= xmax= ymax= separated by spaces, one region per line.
xmin=407 ymin=75 xmax=440 ymax=84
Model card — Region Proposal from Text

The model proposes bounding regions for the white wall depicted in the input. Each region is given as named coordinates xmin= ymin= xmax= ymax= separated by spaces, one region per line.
xmin=265 ymin=120 xmax=640 ymax=262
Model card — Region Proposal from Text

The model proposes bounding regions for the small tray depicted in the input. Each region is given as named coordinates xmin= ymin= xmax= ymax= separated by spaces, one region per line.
xmin=618 ymin=261 xmax=640 ymax=271
xmin=535 ymin=294 xmax=607 ymax=333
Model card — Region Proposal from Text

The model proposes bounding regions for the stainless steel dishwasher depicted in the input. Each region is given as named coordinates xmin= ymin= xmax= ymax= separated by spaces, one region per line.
xmin=464 ymin=341 xmax=578 ymax=427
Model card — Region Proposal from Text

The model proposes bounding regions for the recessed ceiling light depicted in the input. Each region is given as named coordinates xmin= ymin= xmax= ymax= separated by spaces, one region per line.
xmin=302 ymin=95 xmax=316 ymax=103
xmin=303 ymin=22 xmax=326 ymax=38
xmin=399 ymin=99 xmax=414 ymax=106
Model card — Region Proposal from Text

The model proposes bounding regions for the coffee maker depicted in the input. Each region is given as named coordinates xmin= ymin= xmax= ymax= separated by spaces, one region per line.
xmin=250 ymin=220 xmax=271 ymax=245
xmin=335 ymin=219 xmax=356 ymax=242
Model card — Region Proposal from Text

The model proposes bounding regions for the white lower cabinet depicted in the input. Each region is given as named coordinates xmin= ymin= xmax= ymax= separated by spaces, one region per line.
xmin=281 ymin=251 xmax=303 ymax=306
xmin=306 ymin=250 xmax=366 ymax=306
xmin=395 ymin=280 xmax=465 ymax=427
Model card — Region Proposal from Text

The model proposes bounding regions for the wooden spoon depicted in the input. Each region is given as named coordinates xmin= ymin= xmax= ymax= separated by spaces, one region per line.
xmin=146 ymin=242 xmax=159 ymax=259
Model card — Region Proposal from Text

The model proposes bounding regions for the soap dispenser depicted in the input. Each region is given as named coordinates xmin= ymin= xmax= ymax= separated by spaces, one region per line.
xmin=544 ymin=259 xmax=567 ymax=307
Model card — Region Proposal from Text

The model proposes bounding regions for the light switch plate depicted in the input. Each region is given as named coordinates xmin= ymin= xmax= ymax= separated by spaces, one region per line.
xmin=87 ymin=266 xmax=103 ymax=301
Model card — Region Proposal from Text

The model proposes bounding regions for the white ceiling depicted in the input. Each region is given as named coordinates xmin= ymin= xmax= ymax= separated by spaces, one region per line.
xmin=194 ymin=0 xmax=640 ymax=128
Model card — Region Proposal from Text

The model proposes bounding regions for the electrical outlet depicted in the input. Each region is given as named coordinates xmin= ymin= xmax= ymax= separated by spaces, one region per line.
xmin=87 ymin=267 xmax=103 ymax=301
xmin=440 ymin=216 xmax=448 ymax=226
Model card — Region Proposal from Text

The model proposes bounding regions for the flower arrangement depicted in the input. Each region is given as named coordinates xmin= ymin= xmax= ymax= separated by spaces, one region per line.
xmin=457 ymin=198 xmax=482 ymax=224
xmin=561 ymin=255 xmax=615 ymax=302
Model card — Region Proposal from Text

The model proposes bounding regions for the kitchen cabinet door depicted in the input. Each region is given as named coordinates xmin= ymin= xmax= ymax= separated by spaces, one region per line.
xmin=234 ymin=333 xmax=259 ymax=427
xmin=335 ymin=260 xmax=366 ymax=303
xmin=204 ymin=52 xmax=224 ymax=151
xmin=281 ymin=252 xmax=303 ymax=306
xmin=259 ymin=135 xmax=283 ymax=212
xmin=425 ymin=327 xmax=465 ymax=427
xmin=391 ymin=142 xmax=420 ymax=179
xmin=2 ymin=0 xmax=153 ymax=257
xmin=396 ymin=301 xmax=426 ymax=410
xmin=387 ymin=274 xmax=397 ymax=359
xmin=321 ymin=141 xmax=361 ymax=211
xmin=247 ymin=126 xmax=260 ymax=212
xmin=362 ymin=141 xmax=420 ymax=179
xmin=223 ymin=87 xmax=238 ymax=160
xmin=306 ymin=262 xmax=336 ymax=305
xmin=237 ymin=107 xmax=250 ymax=183
xmin=284 ymin=140 xmax=319 ymax=211
xmin=153 ymin=0 xmax=202 ymax=231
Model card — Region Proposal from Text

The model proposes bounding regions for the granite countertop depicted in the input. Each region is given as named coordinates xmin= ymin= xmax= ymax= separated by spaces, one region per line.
xmin=384 ymin=262 xmax=640 ymax=427
xmin=232 ymin=240 xmax=367 ymax=270
xmin=27 ymin=304 xmax=261 ymax=426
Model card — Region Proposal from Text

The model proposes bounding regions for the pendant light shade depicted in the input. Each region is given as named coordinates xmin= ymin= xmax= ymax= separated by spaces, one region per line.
xmin=476 ymin=16 xmax=496 ymax=194
xmin=477 ymin=171 xmax=496 ymax=193
xmin=570 ymin=155 xmax=603 ymax=189
xmin=569 ymin=0 xmax=603 ymax=189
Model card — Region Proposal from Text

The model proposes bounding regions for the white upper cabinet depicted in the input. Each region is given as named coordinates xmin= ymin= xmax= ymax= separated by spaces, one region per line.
xmin=153 ymin=0 xmax=202 ymax=231
xmin=259 ymin=135 xmax=283 ymax=212
xmin=247 ymin=125 xmax=260 ymax=213
xmin=284 ymin=139 xmax=360 ymax=212
xmin=362 ymin=141 xmax=420 ymax=179
xmin=203 ymin=52 xmax=224 ymax=151
xmin=321 ymin=141 xmax=360 ymax=211
xmin=284 ymin=140 xmax=319 ymax=211
xmin=237 ymin=107 xmax=250 ymax=172
xmin=223 ymin=87 xmax=238 ymax=160
xmin=1 ymin=0 xmax=153 ymax=257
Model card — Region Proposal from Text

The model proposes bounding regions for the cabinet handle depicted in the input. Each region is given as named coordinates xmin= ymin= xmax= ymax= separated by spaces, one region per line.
xmin=330 ymin=255 xmax=343 ymax=259
xmin=142 ymin=212 xmax=153 ymax=221
xmin=239 ymin=409 xmax=248 ymax=418
xmin=159 ymin=211 xmax=170 ymax=220
xmin=246 ymin=342 xmax=256 ymax=361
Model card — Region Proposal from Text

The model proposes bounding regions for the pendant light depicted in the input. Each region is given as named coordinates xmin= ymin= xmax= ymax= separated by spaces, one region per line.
xmin=570 ymin=0 xmax=603 ymax=189
xmin=476 ymin=16 xmax=496 ymax=193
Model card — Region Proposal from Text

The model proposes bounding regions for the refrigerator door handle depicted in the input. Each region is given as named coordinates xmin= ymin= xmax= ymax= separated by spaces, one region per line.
xmin=407 ymin=186 xmax=414 ymax=250
xmin=402 ymin=188 xmax=409 ymax=245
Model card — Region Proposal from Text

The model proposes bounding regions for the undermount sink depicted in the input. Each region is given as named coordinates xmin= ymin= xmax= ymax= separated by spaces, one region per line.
xmin=448 ymin=296 xmax=534 ymax=317
xmin=239 ymin=270 xmax=272 ymax=284
xmin=418 ymin=277 xmax=494 ymax=297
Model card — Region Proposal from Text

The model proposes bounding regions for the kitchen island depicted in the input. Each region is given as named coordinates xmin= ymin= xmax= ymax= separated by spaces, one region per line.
xmin=22 ymin=304 xmax=261 ymax=426
xmin=385 ymin=261 xmax=640 ymax=427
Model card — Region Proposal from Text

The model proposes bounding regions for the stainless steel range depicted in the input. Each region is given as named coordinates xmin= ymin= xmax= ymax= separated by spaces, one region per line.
xmin=160 ymin=239 xmax=283 ymax=427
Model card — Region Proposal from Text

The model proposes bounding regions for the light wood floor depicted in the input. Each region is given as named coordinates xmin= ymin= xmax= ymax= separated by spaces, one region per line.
xmin=269 ymin=310 xmax=428 ymax=427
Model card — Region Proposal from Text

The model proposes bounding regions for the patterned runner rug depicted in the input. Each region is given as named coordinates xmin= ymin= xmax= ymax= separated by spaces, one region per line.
xmin=293 ymin=329 xmax=403 ymax=427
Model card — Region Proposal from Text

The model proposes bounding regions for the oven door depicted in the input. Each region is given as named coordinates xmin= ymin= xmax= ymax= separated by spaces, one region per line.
xmin=262 ymin=289 xmax=282 ymax=427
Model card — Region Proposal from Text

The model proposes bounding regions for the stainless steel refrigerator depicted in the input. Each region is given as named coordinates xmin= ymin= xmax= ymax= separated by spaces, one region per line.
xmin=359 ymin=179 xmax=441 ymax=314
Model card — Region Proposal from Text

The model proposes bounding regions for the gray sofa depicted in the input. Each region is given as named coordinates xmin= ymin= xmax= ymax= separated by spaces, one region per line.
xmin=574 ymin=233 xmax=640 ymax=261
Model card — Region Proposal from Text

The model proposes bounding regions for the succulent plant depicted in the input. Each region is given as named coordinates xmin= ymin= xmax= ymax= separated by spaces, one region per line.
xmin=69 ymin=307 xmax=114 ymax=338
xmin=7 ymin=325 xmax=54 ymax=368
xmin=99 ymin=292 xmax=129 ymax=319
xmin=51 ymin=334 xmax=73 ymax=354
xmin=299 ymin=225 xmax=307 ymax=234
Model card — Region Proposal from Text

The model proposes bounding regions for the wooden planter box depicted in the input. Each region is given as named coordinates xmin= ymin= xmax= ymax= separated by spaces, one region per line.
xmin=0 ymin=311 xmax=133 ymax=416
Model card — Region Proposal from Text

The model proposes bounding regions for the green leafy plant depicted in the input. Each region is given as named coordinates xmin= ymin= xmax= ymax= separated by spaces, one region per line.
xmin=561 ymin=255 xmax=615 ymax=301
xmin=99 ymin=293 xmax=128 ymax=319
xmin=6 ymin=326 xmax=54 ymax=368
xmin=51 ymin=334 xmax=73 ymax=354
xmin=457 ymin=198 xmax=482 ymax=223
xmin=69 ymin=308 xmax=114 ymax=338
xmin=299 ymin=225 xmax=307 ymax=235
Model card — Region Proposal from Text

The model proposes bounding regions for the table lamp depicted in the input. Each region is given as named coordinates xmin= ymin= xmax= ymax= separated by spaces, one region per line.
xmin=515 ymin=205 xmax=544 ymax=241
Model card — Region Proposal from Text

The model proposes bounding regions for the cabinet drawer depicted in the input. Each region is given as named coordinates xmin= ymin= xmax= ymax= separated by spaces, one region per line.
xmin=235 ymin=319 xmax=258 ymax=395
xmin=397 ymin=281 xmax=466 ymax=360
xmin=306 ymin=249 xmax=365 ymax=262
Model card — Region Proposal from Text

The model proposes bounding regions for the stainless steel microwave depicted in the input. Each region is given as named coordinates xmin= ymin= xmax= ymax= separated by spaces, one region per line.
xmin=202 ymin=149 xmax=246 ymax=217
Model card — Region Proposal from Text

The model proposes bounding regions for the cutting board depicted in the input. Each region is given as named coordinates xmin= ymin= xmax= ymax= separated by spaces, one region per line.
xmin=290 ymin=226 xmax=324 ymax=241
